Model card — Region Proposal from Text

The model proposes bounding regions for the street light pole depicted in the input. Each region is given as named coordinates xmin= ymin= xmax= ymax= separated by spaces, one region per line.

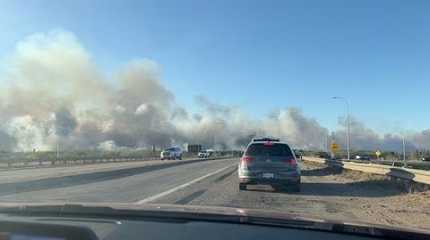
xmin=332 ymin=97 xmax=351 ymax=160
xmin=56 ymin=142 xmax=60 ymax=161
xmin=402 ymin=135 xmax=406 ymax=167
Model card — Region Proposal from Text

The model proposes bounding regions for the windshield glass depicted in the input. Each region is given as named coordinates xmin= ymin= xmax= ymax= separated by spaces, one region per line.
xmin=245 ymin=143 xmax=294 ymax=158
xmin=0 ymin=0 xmax=429 ymax=232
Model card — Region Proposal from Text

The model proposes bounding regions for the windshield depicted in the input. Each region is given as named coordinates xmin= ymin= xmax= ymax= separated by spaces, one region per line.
xmin=245 ymin=143 xmax=294 ymax=158
xmin=0 ymin=0 xmax=429 ymax=232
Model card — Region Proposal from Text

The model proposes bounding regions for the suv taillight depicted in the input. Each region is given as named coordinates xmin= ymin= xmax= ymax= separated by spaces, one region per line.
xmin=241 ymin=156 xmax=254 ymax=164
xmin=283 ymin=157 xmax=297 ymax=166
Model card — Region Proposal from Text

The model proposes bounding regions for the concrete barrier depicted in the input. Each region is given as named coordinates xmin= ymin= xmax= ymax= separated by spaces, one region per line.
xmin=303 ymin=157 xmax=430 ymax=187
xmin=0 ymin=155 xmax=234 ymax=171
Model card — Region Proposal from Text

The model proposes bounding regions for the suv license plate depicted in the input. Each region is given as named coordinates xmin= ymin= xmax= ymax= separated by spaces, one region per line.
xmin=262 ymin=173 xmax=274 ymax=178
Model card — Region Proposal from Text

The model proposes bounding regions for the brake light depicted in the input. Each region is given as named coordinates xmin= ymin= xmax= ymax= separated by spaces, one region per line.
xmin=264 ymin=141 xmax=273 ymax=146
xmin=283 ymin=158 xmax=297 ymax=166
xmin=241 ymin=156 xmax=254 ymax=163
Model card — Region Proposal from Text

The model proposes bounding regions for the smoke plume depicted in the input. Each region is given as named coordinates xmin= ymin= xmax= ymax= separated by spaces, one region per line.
xmin=0 ymin=30 xmax=428 ymax=152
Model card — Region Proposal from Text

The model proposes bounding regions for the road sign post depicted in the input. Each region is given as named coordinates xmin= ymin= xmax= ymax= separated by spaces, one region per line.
xmin=376 ymin=150 xmax=381 ymax=160
xmin=331 ymin=143 xmax=339 ymax=159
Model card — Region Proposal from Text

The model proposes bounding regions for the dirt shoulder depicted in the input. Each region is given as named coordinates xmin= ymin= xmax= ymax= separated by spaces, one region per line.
xmin=163 ymin=161 xmax=430 ymax=231
xmin=302 ymin=161 xmax=430 ymax=230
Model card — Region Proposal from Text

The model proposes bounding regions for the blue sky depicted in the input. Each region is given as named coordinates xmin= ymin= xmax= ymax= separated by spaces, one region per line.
xmin=1 ymin=0 xmax=430 ymax=133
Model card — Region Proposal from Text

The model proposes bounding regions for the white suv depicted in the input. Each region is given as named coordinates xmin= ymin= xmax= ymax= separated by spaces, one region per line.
xmin=198 ymin=149 xmax=215 ymax=158
xmin=160 ymin=147 xmax=183 ymax=160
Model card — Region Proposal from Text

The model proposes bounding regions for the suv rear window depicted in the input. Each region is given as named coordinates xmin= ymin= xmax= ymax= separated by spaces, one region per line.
xmin=245 ymin=143 xmax=294 ymax=157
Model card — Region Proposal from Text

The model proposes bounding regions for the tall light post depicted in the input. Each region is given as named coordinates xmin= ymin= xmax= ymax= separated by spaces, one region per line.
xmin=332 ymin=96 xmax=351 ymax=160
xmin=402 ymin=134 xmax=407 ymax=167
xmin=56 ymin=142 xmax=60 ymax=160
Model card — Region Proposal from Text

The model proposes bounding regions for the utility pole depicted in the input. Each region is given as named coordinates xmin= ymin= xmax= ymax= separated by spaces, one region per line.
xmin=326 ymin=133 xmax=330 ymax=153
xmin=56 ymin=143 xmax=60 ymax=161
xmin=402 ymin=135 xmax=406 ymax=167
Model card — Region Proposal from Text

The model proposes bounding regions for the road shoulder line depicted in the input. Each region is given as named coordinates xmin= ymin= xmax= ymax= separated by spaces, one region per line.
xmin=135 ymin=164 xmax=236 ymax=204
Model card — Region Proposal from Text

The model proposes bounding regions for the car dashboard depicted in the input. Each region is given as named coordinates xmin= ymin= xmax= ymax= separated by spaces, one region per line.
xmin=0 ymin=213 xmax=424 ymax=240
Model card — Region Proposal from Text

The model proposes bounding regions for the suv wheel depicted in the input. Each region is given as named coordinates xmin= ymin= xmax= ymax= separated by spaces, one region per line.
xmin=239 ymin=183 xmax=247 ymax=191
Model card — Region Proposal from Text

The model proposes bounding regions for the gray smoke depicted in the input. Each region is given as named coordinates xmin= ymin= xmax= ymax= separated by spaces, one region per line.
xmin=0 ymin=130 xmax=16 ymax=151
xmin=54 ymin=107 xmax=77 ymax=137
xmin=0 ymin=30 xmax=429 ymax=152
xmin=332 ymin=117 xmax=418 ymax=152
xmin=263 ymin=108 xmax=329 ymax=150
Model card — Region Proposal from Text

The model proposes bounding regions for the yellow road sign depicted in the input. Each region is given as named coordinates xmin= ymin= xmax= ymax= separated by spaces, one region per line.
xmin=376 ymin=150 xmax=381 ymax=158
xmin=331 ymin=143 xmax=339 ymax=152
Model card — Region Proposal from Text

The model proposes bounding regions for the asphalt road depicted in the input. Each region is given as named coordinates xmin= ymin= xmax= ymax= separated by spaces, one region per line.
xmin=0 ymin=158 xmax=237 ymax=202
xmin=0 ymin=157 xmax=214 ymax=184
xmin=0 ymin=158 xmax=428 ymax=229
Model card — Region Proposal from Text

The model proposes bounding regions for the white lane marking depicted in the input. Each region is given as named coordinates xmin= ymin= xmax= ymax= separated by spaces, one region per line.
xmin=135 ymin=164 xmax=236 ymax=204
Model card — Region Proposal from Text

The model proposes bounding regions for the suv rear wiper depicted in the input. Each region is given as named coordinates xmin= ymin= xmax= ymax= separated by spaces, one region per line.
xmin=0 ymin=203 xmax=429 ymax=240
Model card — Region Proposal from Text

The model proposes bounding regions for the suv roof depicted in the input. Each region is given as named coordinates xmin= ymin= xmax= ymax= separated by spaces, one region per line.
xmin=164 ymin=147 xmax=181 ymax=151
xmin=245 ymin=141 xmax=294 ymax=158
xmin=249 ymin=138 xmax=292 ymax=147
xmin=251 ymin=137 xmax=280 ymax=142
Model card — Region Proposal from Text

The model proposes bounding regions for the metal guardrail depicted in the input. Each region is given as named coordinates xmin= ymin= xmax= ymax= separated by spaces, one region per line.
xmin=0 ymin=155 xmax=234 ymax=170
xmin=340 ymin=159 xmax=430 ymax=170
xmin=303 ymin=157 xmax=430 ymax=185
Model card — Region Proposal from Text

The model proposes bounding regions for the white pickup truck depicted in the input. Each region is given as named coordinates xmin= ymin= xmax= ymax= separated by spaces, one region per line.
xmin=160 ymin=147 xmax=183 ymax=160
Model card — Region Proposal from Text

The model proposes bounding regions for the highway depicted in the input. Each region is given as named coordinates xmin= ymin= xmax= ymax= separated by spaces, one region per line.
xmin=0 ymin=158 xmax=428 ymax=230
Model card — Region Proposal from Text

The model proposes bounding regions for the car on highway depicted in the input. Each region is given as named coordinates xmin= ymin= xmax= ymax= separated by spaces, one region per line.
xmin=238 ymin=137 xmax=301 ymax=192
xmin=198 ymin=149 xmax=214 ymax=158
xmin=198 ymin=150 xmax=209 ymax=158
xmin=317 ymin=151 xmax=330 ymax=159
xmin=355 ymin=155 xmax=371 ymax=161
xmin=160 ymin=147 xmax=183 ymax=160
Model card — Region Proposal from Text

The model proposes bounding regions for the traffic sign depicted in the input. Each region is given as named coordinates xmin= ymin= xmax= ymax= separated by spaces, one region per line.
xmin=376 ymin=150 xmax=381 ymax=159
xmin=331 ymin=143 xmax=339 ymax=153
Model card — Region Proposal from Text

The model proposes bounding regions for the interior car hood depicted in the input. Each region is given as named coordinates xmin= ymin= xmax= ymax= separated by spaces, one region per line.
xmin=0 ymin=202 xmax=428 ymax=239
